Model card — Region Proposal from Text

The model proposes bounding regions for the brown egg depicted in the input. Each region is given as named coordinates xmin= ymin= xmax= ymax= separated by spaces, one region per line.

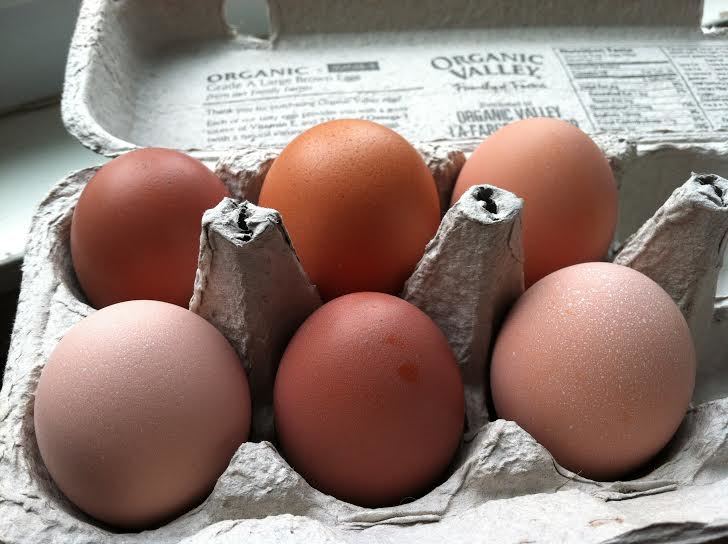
xmin=451 ymin=118 xmax=618 ymax=287
xmin=33 ymin=300 xmax=251 ymax=529
xmin=71 ymin=148 xmax=229 ymax=308
xmin=258 ymin=120 xmax=440 ymax=301
xmin=274 ymin=292 xmax=464 ymax=506
xmin=490 ymin=262 xmax=695 ymax=480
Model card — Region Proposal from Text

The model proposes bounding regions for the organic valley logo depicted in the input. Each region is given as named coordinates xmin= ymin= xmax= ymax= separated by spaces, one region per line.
xmin=431 ymin=52 xmax=544 ymax=79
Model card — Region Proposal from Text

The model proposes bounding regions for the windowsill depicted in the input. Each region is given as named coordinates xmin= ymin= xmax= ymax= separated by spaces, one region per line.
xmin=0 ymin=103 xmax=104 ymax=293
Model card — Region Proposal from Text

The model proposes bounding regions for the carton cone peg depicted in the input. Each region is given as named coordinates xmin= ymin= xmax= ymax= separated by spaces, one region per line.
xmin=190 ymin=198 xmax=322 ymax=440
xmin=403 ymin=185 xmax=524 ymax=435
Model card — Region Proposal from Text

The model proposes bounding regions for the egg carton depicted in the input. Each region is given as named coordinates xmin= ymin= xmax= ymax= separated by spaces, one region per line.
xmin=1 ymin=138 xmax=728 ymax=543
xmin=4 ymin=0 xmax=728 ymax=540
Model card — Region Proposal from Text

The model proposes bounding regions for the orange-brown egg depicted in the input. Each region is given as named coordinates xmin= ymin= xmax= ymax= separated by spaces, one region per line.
xmin=71 ymin=148 xmax=229 ymax=308
xmin=258 ymin=120 xmax=440 ymax=301
xmin=33 ymin=300 xmax=251 ymax=529
xmin=490 ymin=262 xmax=695 ymax=480
xmin=451 ymin=118 xmax=618 ymax=286
xmin=274 ymin=292 xmax=464 ymax=506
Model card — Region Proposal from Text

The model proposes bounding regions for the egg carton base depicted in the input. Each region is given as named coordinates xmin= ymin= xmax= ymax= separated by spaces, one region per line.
xmin=1 ymin=145 xmax=728 ymax=543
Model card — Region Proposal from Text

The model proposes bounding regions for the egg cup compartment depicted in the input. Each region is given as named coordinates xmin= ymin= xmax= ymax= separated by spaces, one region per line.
xmin=2 ymin=141 xmax=728 ymax=542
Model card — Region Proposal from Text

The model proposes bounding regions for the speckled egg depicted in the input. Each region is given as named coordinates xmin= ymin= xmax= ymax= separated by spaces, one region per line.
xmin=274 ymin=292 xmax=464 ymax=506
xmin=490 ymin=262 xmax=695 ymax=480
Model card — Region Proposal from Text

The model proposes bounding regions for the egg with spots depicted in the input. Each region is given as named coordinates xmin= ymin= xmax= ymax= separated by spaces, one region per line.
xmin=490 ymin=262 xmax=695 ymax=480
xmin=274 ymin=292 xmax=464 ymax=506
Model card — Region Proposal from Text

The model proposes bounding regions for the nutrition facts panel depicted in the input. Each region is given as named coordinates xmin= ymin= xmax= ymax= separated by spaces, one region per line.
xmin=555 ymin=45 xmax=728 ymax=133
xmin=664 ymin=45 xmax=728 ymax=131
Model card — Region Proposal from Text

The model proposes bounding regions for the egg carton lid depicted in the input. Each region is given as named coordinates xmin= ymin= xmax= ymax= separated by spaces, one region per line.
xmin=61 ymin=0 xmax=728 ymax=163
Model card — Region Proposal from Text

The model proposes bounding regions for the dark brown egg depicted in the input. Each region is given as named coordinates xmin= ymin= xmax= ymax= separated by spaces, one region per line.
xmin=274 ymin=292 xmax=464 ymax=506
xmin=71 ymin=148 xmax=229 ymax=308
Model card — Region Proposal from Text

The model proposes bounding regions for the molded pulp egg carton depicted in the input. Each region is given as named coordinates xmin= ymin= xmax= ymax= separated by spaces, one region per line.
xmin=2 ymin=1 xmax=728 ymax=542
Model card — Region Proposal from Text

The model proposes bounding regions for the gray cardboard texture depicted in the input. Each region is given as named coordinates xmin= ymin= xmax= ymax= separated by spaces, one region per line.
xmin=403 ymin=185 xmax=524 ymax=433
xmin=190 ymin=198 xmax=322 ymax=441
xmin=2 ymin=0 xmax=728 ymax=542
